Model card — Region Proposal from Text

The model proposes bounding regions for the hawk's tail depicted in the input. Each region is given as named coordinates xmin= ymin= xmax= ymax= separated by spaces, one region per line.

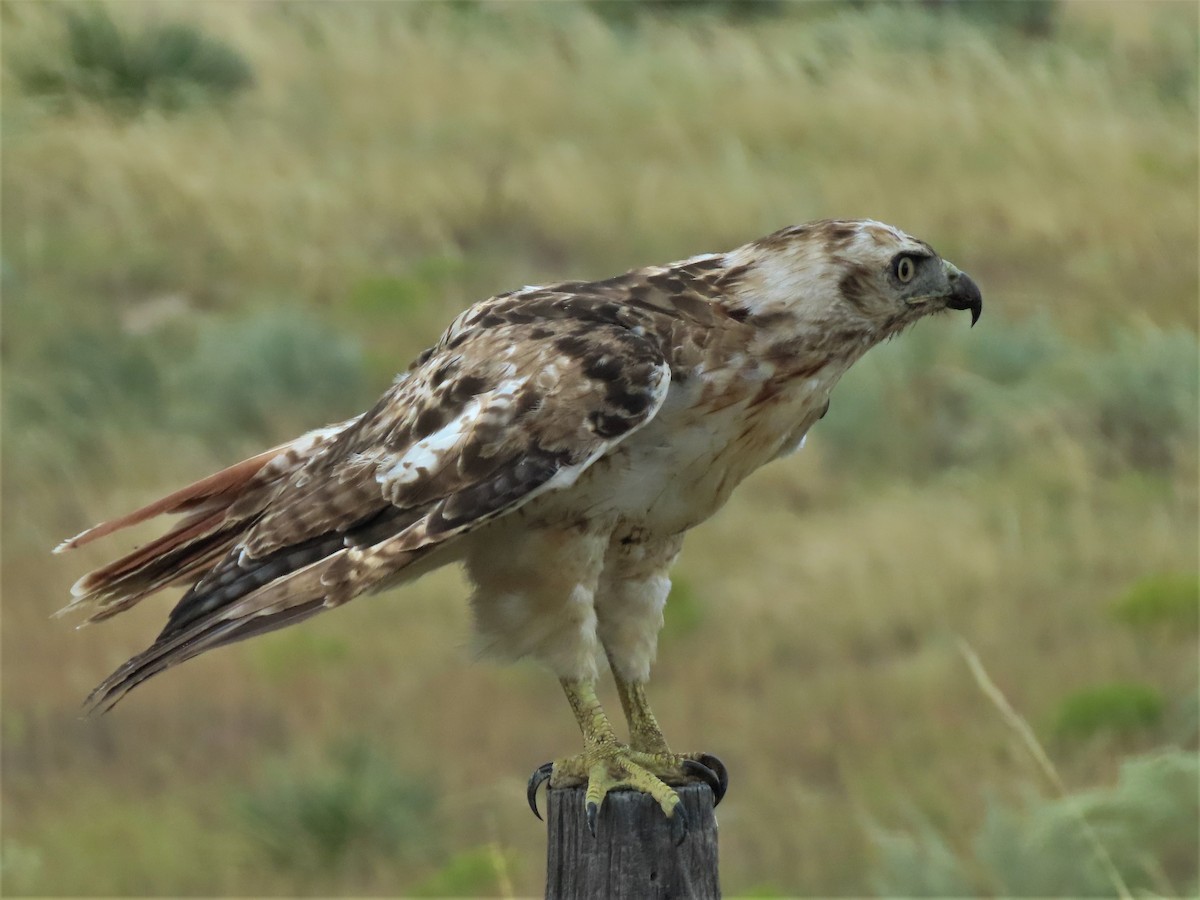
xmin=54 ymin=420 xmax=356 ymax=625
xmin=52 ymin=416 xmax=452 ymax=715
xmin=81 ymin=515 xmax=433 ymax=715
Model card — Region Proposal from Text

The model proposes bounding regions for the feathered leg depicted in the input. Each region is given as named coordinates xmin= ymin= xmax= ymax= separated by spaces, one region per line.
xmin=581 ymin=532 xmax=728 ymax=807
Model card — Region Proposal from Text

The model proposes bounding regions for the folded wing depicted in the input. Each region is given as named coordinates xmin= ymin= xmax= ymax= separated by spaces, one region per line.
xmin=63 ymin=310 xmax=671 ymax=712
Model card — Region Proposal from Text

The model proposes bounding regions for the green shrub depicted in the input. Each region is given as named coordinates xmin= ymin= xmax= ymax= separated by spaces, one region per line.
xmin=867 ymin=814 xmax=975 ymax=896
xmin=963 ymin=315 xmax=1063 ymax=387
xmin=979 ymin=751 xmax=1199 ymax=896
xmin=1053 ymin=682 xmax=1165 ymax=740
xmin=3 ymin=311 xmax=368 ymax=473
xmin=817 ymin=320 xmax=1200 ymax=482
xmin=1080 ymin=328 xmax=1200 ymax=473
xmin=588 ymin=0 xmax=784 ymax=29
xmin=7 ymin=324 xmax=166 ymax=431
xmin=18 ymin=6 xmax=253 ymax=114
xmin=408 ymin=846 xmax=515 ymax=898
xmin=234 ymin=741 xmax=436 ymax=874
xmin=1111 ymin=573 xmax=1200 ymax=635
xmin=923 ymin=0 xmax=1059 ymax=37
xmin=2 ymin=323 xmax=169 ymax=473
xmin=174 ymin=311 xmax=369 ymax=443
xmin=817 ymin=323 xmax=1019 ymax=479
xmin=1145 ymin=12 xmax=1199 ymax=109
xmin=871 ymin=750 xmax=1199 ymax=897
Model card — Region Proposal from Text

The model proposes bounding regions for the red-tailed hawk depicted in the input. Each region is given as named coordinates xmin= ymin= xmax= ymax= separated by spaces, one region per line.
xmin=57 ymin=219 xmax=981 ymax=840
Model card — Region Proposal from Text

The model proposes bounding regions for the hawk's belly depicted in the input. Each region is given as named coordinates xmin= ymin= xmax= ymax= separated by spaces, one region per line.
xmin=528 ymin=380 xmax=829 ymax=538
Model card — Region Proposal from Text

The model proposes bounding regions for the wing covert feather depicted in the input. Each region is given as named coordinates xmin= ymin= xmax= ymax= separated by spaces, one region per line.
xmin=239 ymin=318 xmax=670 ymax=564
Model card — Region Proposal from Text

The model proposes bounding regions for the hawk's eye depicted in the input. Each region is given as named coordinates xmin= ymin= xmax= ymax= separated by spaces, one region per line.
xmin=894 ymin=255 xmax=917 ymax=284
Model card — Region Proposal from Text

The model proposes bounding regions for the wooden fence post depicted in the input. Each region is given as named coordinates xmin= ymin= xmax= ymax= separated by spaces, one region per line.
xmin=544 ymin=783 xmax=720 ymax=899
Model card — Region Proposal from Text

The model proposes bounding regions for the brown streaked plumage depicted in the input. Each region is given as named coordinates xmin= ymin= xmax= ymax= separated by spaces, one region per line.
xmin=58 ymin=219 xmax=981 ymax=831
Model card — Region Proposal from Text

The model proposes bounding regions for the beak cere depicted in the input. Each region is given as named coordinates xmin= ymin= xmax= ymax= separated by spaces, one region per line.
xmin=945 ymin=271 xmax=983 ymax=327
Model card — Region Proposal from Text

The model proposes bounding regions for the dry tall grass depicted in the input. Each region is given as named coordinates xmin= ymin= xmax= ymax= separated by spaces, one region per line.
xmin=2 ymin=1 xmax=1197 ymax=896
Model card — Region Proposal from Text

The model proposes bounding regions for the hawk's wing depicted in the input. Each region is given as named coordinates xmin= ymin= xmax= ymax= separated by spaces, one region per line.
xmin=75 ymin=306 xmax=671 ymax=712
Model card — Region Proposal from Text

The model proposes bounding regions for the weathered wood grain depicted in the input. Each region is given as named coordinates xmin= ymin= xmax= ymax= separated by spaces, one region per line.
xmin=544 ymin=783 xmax=719 ymax=899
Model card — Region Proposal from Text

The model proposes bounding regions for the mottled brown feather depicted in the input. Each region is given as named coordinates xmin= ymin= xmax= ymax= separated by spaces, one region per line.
xmin=59 ymin=217 xmax=979 ymax=713
xmin=74 ymin=311 xmax=674 ymax=711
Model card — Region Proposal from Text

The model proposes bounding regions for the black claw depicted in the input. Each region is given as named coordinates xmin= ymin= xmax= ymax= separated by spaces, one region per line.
xmin=681 ymin=759 xmax=723 ymax=801
xmin=527 ymin=762 xmax=553 ymax=821
xmin=670 ymin=801 xmax=690 ymax=846
xmin=695 ymin=753 xmax=729 ymax=806
xmin=586 ymin=800 xmax=599 ymax=837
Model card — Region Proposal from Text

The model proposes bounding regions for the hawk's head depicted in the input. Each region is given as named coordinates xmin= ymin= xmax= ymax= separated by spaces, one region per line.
xmin=725 ymin=219 xmax=982 ymax=337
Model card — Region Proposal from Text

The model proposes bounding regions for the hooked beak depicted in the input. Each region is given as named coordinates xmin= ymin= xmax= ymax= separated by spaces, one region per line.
xmin=943 ymin=262 xmax=982 ymax=327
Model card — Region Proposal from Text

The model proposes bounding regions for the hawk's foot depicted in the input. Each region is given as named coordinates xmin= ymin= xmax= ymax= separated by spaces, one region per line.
xmin=528 ymin=743 xmax=690 ymax=844
xmin=607 ymin=674 xmax=728 ymax=803
xmin=627 ymin=749 xmax=728 ymax=804
xmin=529 ymin=677 xmax=724 ymax=842
xmin=526 ymin=745 xmax=724 ymax=842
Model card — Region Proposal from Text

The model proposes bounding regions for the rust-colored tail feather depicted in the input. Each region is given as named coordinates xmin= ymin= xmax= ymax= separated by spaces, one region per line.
xmin=53 ymin=446 xmax=286 ymax=555
xmin=55 ymin=420 xmax=356 ymax=625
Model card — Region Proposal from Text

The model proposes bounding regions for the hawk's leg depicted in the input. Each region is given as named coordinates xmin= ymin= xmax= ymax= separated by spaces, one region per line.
xmin=528 ymin=678 xmax=707 ymax=842
xmin=613 ymin=674 xmax=670 ymax=754
xmin=611 ymin=669 xmax=729 ymax=803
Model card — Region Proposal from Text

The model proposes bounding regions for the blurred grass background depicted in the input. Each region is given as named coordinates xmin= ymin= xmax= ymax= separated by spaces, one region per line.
xmin=1 ymin=0 xmax=1197 ymax=896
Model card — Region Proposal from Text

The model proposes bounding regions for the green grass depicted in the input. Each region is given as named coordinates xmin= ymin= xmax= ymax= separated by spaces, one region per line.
xmin=820 ymin=318 xmax=1199 ymax=481
xmin=1111 ymin=573 xmax=1200 ymax=635
xmin=234 ymin=741 xmax=437 ymax=876
xmin=871 ymin=749 xmax=1200 ymax=897
xmin=1053 ymin=683 xmax=1166 ymax=741
xmin=2 ymin=1 xmax=1197 ymax=896
xmin=408 ymin=846 xmax=515 ymax=898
